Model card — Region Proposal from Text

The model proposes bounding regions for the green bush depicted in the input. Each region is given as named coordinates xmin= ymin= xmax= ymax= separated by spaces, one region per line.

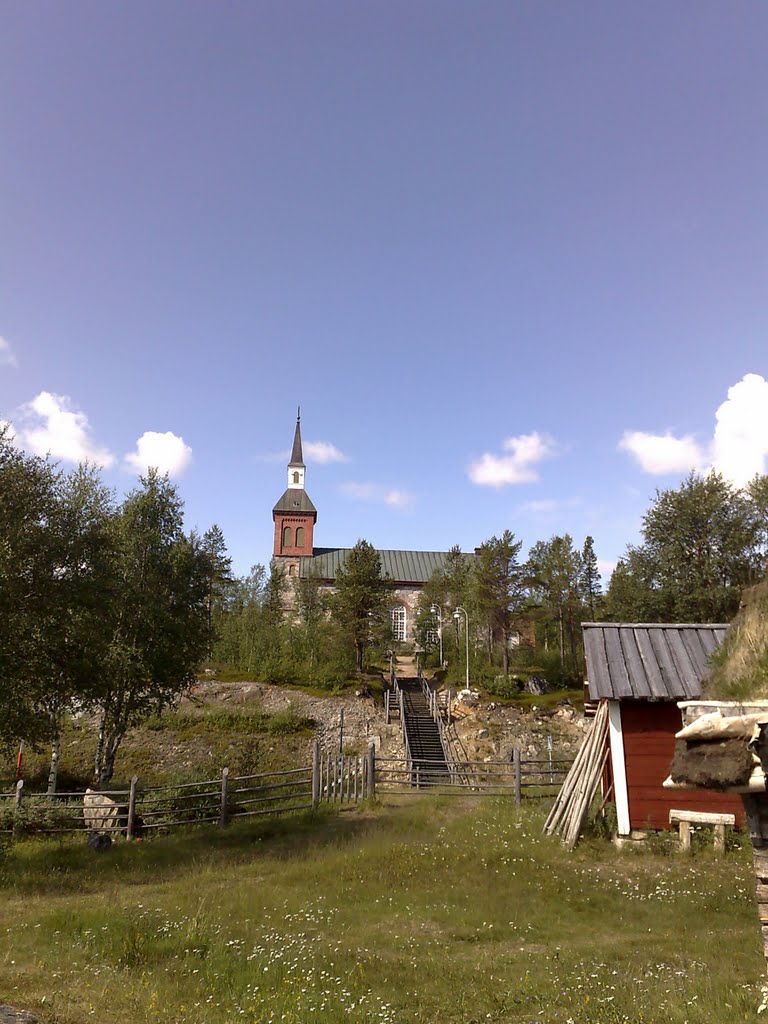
xmin=0 ymin=795 xmax=84 ymax=835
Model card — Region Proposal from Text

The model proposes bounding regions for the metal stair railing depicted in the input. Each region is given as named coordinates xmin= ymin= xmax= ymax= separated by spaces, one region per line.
xmin=416 ymin=664 xmax=470 ymax=786
xmin=388 ymin=664 xmax=412 ymax=772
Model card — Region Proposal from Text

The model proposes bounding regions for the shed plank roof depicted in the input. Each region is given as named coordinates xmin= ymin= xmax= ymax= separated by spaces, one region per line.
xmin=584 ymin=623 xmax=728 ymax=701
xmin=604 ymin=628 xmax=634 ymax=698
xmin=634 ymin=628 xmax=668 ymax=700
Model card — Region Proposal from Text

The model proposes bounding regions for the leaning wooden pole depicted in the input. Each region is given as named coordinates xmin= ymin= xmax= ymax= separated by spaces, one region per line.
xmin=544 ymin=700 xmax=609 ymax=848
xmin=545 ymin=700 xmax=606 ymax=837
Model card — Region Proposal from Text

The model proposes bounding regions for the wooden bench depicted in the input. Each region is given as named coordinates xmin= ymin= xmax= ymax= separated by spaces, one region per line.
xmin=669 ymin=809 xmax=735 ymax=853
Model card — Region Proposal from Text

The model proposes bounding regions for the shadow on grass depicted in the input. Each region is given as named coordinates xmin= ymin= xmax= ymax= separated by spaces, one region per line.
xmin=0 ymin=802 xmax=433 ymax=898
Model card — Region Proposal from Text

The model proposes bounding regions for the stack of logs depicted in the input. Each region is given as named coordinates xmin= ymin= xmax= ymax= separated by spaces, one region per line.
xmin=743 ymin=791 xmax=768 ymax=973
xmin=544 ymin=699 xmax=609 ymax=851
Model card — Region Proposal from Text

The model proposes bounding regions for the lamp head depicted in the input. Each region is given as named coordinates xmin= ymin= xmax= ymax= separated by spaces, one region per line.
xmin=453 ymin=608 xmax=461 ymax=621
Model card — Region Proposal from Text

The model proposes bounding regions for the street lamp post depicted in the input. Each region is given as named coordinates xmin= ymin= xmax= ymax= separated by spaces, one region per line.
xmin=429 ymin=604 xmax=443 ymax=668
xmin=453 ymin=606 xmax=470 ymax=690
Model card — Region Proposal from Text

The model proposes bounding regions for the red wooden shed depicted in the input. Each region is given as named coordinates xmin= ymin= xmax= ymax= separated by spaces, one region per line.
xmin=583 ymin=623 xmax=743 ymax=835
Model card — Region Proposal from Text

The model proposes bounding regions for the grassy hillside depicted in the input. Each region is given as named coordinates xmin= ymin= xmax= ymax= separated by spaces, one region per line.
xmin=8 ymin=702 xmax=316 ymax=792
xmin=705 ymin=579 xmax=768 ymax=700
xmin=0 ymin=797 xmax=761 ymax=1024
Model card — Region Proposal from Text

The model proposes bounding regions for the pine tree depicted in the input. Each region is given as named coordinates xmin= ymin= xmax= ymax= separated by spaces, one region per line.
xmin=474 ymin=531 xmax=525 ymax=675
xmin=331 ymin=540 xmax=389 ymax=672
xmin=580 ymin=535 xmax=601 ymax=620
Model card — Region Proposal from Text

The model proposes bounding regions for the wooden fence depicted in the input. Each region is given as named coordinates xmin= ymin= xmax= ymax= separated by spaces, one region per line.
xmin=0 ymin=742 xmax=570 ymax=840
xmin=376 ymin=752 xmax=572 ymax=803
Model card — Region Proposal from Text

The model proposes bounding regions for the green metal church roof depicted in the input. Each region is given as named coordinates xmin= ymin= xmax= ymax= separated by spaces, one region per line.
xmin=299 ymin=547 xmax=472 ymax=584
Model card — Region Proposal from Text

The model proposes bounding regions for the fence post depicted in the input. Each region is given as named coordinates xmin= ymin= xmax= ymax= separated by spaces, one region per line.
xmin=367 ymin=741 xmax=376 ymax=800
xmin=126 ymin=775 xmax=138 ymax=840
xmin=312 ymin=740 xmax=320 ymax=809
xmin=220 ymin=767 xmax=229 ymax=827
xmin=513 ymin=748 xmax=522 ymax=807
xmin=13 ymin=779 xmax=23 ymax=838
xmin=385 ymin=689 xmax=389 ymax=724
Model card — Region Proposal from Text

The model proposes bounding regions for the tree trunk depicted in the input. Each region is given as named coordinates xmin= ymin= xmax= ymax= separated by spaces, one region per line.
xmin=355 ymin=640 xmax=364 ymax=673
xmin=94 ymin=713 xmax=107 ymax=784
xmin=502 ymin=635 xmax=510 ymax=677
xmin=558 ymin=605 xmax=565 ymax=668
xmin=47 ymin=730 xmax=61 ymax=795
xmin=98 ymin=727 xmax=124 ymax=787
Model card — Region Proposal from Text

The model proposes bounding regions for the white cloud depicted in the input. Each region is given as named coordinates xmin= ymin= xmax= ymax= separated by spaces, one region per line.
xmin=340 ymin=481 xmax=415 ymax=510
xmin=340 ymin=481 xmax=377 ymax=500
xmin=304 ymin=440 xmax=348 ymax=464
xmin=618 ymin=431 xmax=705 ymax=475
xmin=517 ymin=498 xmax=560 ymax=515
xmin=16 ymin=391 xmax=114 ymax=467
xmin=384 ymin=488 xmax=415 ymax=510
xmin=253 ymin=449 xmax=290 ymax=464
xmin=468 ymin=432 xmax=556 ymax=487
xmin=0 ymin=336 xmax=17 ymax=367
xmin=124 ymin=431 xmax=193 ymax=478
xmin=597 ymin=558 xmax=617 ymax=579
xmin=619 ymin=373 xmax=768 ymax=486
xmin=712 ymin=373 xmax=768 ymax=486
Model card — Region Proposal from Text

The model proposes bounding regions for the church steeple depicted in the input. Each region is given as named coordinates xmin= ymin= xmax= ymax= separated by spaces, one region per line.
xmin=287 ymin=409 xmax=305 ymax=490
xmin=273 ymin=409 xmax=316 ymax=559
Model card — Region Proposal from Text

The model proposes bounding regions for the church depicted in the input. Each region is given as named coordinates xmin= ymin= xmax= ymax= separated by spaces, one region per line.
xmin=272 ymin=413 xmax=464 ymax=642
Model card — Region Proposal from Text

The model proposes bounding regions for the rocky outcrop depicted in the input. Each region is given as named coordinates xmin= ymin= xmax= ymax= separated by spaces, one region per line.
xmin=0 ymin=1007 xmax=38 ymax=1024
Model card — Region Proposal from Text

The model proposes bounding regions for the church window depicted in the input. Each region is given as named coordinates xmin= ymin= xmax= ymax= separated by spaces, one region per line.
xmin=288 ymin=563 xmax=297 ymax=577
xmin=508 ymin=630 xmax=521 ymax=649
xmin=295 ymin=526 xmax=304 ymax=547
xmin=390 ymin=605 xmax=406 ymax=642
xmin=292 ymin=471 xmax=300 ymax=484
xmin=282 ymin=526 xmax=293 ymax=547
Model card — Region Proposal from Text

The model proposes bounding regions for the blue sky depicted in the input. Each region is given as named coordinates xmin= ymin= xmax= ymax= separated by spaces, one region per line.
xmin=2 ymin=2 xmax=768 ymax=581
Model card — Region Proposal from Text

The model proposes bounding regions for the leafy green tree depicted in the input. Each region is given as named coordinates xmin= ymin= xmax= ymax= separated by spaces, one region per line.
xmin=331 ymin=540 xmax=390 ymax=672
xmin=580 ymin=535 xmax=602 ymax=620
xmin=748 ymin=474 xmax=768 ymax=564
xmin=609 ymin=472 xmax=763 ymax=623
xmin=604 ymin=547 xmax=664 ymax=621
xmin=93 ymin=471 xmax=212 ymax=785
xmin=211 ymin=564 xmax=266 ymax=672
xmin=0 ymin=428 xmax=61 ymax=749
xmin=473 ymin=530 xmax=525 ymax=675
xmin=41 ymin=465 xmax=117 ymax=791
xmin=527 ymin=535 xmax=583 ymax=674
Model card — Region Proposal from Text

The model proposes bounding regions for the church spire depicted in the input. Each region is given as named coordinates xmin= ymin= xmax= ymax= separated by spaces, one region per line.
xmin=273 ymin=409 xmax=317 ymax=559
xmin=289 ymin=407 xmax=304 ymax=467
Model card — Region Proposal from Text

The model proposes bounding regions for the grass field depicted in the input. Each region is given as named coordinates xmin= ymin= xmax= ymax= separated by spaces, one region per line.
xmin=0 ymin=797 xmax=763 ymax=1024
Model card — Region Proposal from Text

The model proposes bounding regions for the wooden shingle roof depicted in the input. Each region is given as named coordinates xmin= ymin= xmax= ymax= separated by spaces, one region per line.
xmin=583 ymin=622 xmax=729 ymax=702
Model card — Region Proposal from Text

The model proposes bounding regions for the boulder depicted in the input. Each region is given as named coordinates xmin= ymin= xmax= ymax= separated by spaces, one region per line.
xmin=83 ymin=788 xmax=124 ymax=834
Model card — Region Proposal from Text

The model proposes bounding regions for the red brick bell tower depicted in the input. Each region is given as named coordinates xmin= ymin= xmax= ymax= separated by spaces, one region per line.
xmin=272 ymin=411 xmax=317 ymax=561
